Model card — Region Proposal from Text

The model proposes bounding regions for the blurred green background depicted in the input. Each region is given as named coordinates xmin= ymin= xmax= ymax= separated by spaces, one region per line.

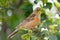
xmin=0 ymin=0 xmax=60 ymax=40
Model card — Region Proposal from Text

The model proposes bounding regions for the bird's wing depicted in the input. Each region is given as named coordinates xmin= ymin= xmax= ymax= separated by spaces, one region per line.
xmin=16 ymin=13 xmax=36 ymax=29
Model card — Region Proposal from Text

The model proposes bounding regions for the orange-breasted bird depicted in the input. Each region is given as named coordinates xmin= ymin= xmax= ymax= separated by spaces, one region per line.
xmin=7 ymin=7 xmax=40 ymax=39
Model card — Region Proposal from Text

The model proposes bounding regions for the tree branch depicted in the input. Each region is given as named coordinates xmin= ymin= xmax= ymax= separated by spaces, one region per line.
xmin=16 ymin=0 xmax=23 ymax=9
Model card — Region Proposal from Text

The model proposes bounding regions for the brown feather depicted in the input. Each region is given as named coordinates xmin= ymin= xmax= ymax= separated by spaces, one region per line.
xmin=7 ymin=7 xmax=40 ymax=39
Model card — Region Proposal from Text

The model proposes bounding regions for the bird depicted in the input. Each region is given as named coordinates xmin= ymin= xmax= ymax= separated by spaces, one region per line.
xmin=7 ymin=7 xmax=41 ymax=39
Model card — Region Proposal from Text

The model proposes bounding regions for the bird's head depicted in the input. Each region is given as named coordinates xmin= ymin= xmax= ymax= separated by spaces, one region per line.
xmin=35 ymin=7 xmax=40 ymax=11
xmin=34 ymin=7 xmax=41 ymax=14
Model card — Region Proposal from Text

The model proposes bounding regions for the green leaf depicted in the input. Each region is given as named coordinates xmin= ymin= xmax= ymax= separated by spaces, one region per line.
xmin=20 ymin=2 xmax=33 ymax=17
xmin=9 ymin=14 xmax=19 ymax=29
xmin=42 ymin=0 xmax=47 ymax=4
xmin=49 ymin=35 xmax=57 ymax=40
xmin=31 ymin=36 xmax=38 ymax=40
xmin=34 ymin=0 xmax=38 ymax=4
xmin=54 ymin=1 xmax=60 ymax=8
xmin=21 ymin=34 xmax=31 ymax=40
xmin=41 ymin=12 xmax=47 ymax=22
xmin=54 ymin=1 xmax=60 ymax=11
xmin=41 ymin=31 xmax=49 ymax=37
xmin=43 ymin=2 xmax=52 ymax=9
xmin=46 ymin=18 xmax=54 ymax=25
xmin=56 ymin=18 xmax=60 ymax=24
xmin=57 ymin=0 xmax=60 ymax=3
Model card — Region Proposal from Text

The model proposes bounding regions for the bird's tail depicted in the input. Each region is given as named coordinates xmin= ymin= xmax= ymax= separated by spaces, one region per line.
xmin=7 ymin=29 xmax=19 ymax=40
